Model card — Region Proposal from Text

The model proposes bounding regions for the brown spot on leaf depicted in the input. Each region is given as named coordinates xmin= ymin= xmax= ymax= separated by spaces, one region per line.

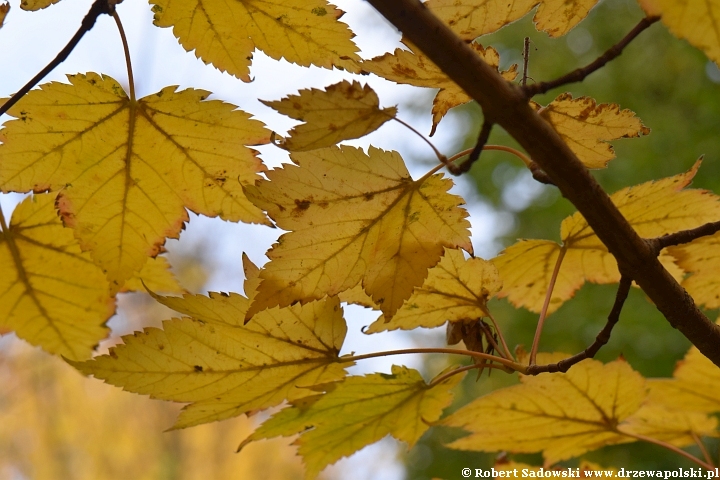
xmin=194 ymin=365 xmax=203 ymax=372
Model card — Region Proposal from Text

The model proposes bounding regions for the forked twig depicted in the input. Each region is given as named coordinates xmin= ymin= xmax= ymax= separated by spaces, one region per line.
xmin=454 ymin=120 xmax=493 ymax=174
xmin=527 ymin=275 xmax=632 ymax=375
xmin=0 ymin=0 xmax=116 ymax=117
xmin=523 ymin=16 xmax=660 ymax=98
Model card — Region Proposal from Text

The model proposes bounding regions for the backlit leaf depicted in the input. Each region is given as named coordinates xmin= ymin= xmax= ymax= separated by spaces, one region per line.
xmin=533 ymin=94 xmax=650 ymax=169
xmin=19 ymin=0 xmax=57 ymax=10
xmin=244 ymin=145 xmax=472 ymax=319
xmin=71 ymin=287 xmax=349 ymax=429
xmin=668 ymin=233 xmax=720 ymax=308
xmin=121 ymin=256 xmax=184 ymax=294
xmin=0 ymin=73 xmax=270 ymax=291
xmin=263 ymin=80 xmax=397 ymax=151
xmin=242 ymin=365 xmax=463 ymax=479
xmin=361 ymin=41 xmax=516 ymax=135
xmin=639 ymin=0 xmax=720 ymax=64
xmin=620 ymin=403 xmax=717 ymax=447
xmin=366 ymin=248 xmax=501 ymax=333
xmin=496 ymin=161 xmax=720 ymax=313
xmin=443 ymin=357 xmax=645 ymax=465
xmin=427 ymin=0 xmax=599 ymax=39
xmin=648 ymin=337 xmax=720 ymax=413
xmin=149 ymin=0 xmax=361 ymax=81
xmin=0 ymin=194 xmax=114 ymax=360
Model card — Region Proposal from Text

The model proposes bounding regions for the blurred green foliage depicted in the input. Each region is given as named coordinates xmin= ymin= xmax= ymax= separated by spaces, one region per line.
xmin=405 ymin=0 xmax=720 ymax=476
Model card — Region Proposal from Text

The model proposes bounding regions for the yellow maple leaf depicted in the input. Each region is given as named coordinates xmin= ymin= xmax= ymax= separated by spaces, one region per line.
xmin=71 ymin=287 xmax=349 ymax=429
xmin=620 ymin=403 xmax=717 ymax=447
xmin=533 ymin=94 xmax=650 ymax=169
xmin=639 ymin=0 xmax=720 ymax=65
xmin=0 ymin=194 xmax=114 ymax=360
xmin=442 ymin=357 xmax=645 ymax=465
xmin=121 ymin=256 xmax=184 ymax=294
xmin=647 ymin=335 xmax=720 ymax=413
xmin=667 ymin=233 xmax=720 ymax=308
xmin=262 ymin=80 xmax=397 ymax=151
xmin=242 ymin=365 xmax=463 ymax=479
xmin=244 ymin=145 xmax=472 ymax=320
xmin=19 ymin=0 xmax=56 ymax=10
xmin=366 ymin=248 xmax=501 ymax=333
xmin=495 ymin=161 xmax=720 ymax=313
xmin=427 ymin=0 xmax=599 ymax=40
xmin=149 ymin=0 xmax=360 ymax=81
xmin=0 ymin=73 xmax=270 ymax=291
xmin=361 ymin=40 xmax=517 ymax=135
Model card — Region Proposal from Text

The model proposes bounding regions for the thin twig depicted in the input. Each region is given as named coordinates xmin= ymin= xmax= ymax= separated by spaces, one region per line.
xmin=428 ymin=363 xmax=505 ymax=388
xmin=529 ymin=246 xmax=567 ymax=365
xmin=455 ymin=120 xmax=493 ymax=174
xmin=393 ymin=117 xmax=449 ymax=165
xmin=112 ymin=11 xmax=135 ymax=102
xmin=0 ymin=0 xmax=115 ymax=117
xmin=649 ymin=220 xmax=720 ymax=253
xmin=620 ymin=430 xmax=714 ymax=470
xmin=340 ymin=347 xmax=526 ymax=373
xmin=527 ymin=275 xmax=632 ymax=375
xmin=692 ymin=431 xmax=715 ymax=467
xmin=521 ymin=37 xmax=530 ymax=88
xmin=487 ymin=310 xmax=513 ymax=360
xmin=523 ymin=16 xmax=661 ymax=98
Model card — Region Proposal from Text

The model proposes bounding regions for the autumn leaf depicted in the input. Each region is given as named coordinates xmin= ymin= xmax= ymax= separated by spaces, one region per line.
xmin=427 ymin=0 xmax=598 ymax=40
xmin=667 ymin=233 xmax=720 ymax=308
xmin=121 ymin=256 xmax=184 ymax=294
xmin=19 ymin=0 xmax=57 ymax=10
xmin=533 ymin=94 xmax=650 ymax=169
xmin=0 ymin=73 xmax=270 ymax=291
xmin=366 ymin=248 xmax=501 ymax=333
xmin=0 ymin=194 xmax=114 ymax=360
xmin=495 ymin=161 xmax=720 ymax=313
xmin=71 ymin=283 xmax=349 ymax=429
xmin=639 ymin=0 xmax=720 ymax=65
xmin=361 ymin=40 xmax=517 ymax=135
xmin=242 ymin=365 xmax=463 ymax=479
xmin=262 ymin=80 xmax=397 ymax=151
xmin=647 ymin=336 xmax=720 ymax=414
xmin=244 ymin=145 xmax=472 ymax=320
xmin=0 ymin=2 xmax=8 ymax=27
xmin=442 ymin=357 xmax=644 ymax=465
xmin=621 ymin=403 xmax=717 ymax=447
xmin=149 ymin=0 xmax=361 ymax=81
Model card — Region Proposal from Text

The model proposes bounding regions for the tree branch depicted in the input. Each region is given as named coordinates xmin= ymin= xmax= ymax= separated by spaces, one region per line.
xmin=455 ymin=120 xmax=493 ymax=174
xmin=0 ymin=0 xmax=115 ymax=118
xmin=527 ymin=276 xmax=631 ymax=375
xmin=649 ymin=220 xmax=720 ymax=253
xmin=523 ymin=16 xmax=660 ymax=98
xmin=366 ymin=0 xmax=720 ymax=367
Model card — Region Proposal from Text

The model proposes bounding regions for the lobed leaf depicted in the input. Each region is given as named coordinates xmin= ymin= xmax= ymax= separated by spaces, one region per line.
xmin=533 ymin=94 xmax=650 ymax=169
xmin=495 ymin=161 xmax=720 ymax=313
xmin=361 ymin=40 xmax=516 ymax=135
xmin=121 ymin=256 xmax=184 ymax=294
xmin=443 ymin=357 xmax=645 ymax=465
xmin=621 ymin=403 xmax=717 ymax=447
xmin=72 ymin=286 xmax=349 ymax=429
xmin=0 ymin=73 xmax=270 ymax=291
xmin=427 ymin=0 xmax=599 ymax=39
xmin=366 ymin=248 xmax=501 ymax=333
xmin=668 ymin=233 xmax=720 ymax=309
xmin=149 ymin=0 xmax=361 ymax=81
xmin=263 ymin=80 xmax=397 ymax=151
xmin=639 ymin=0 xmax=720 ymax=65
xmin=242 ymin=365 xmax=463 ymax=479
xmin=0 ymin=194 xmax=114 ymax=360
xmin=244 ymin=145 xmax=472 ymax=320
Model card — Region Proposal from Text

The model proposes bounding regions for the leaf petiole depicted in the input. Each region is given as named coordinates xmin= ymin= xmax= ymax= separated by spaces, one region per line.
xmin=619 ymin=430 xmax=714 ymax=470
xmin=112 ymin=11 xmax=135 ymax=102
xmin=340 ymin=347 xmax=527 ymax=374
xmin=392 ymin=116 xmax=448 ymax=165
xmin=529 ymin=245 xmax=567 ymax=365
xmin=427 ymin=363 xmax=506 ymax=388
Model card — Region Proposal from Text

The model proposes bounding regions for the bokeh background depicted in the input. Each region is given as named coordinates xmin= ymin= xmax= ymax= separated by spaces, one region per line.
xmin=1 ymin=0 xmax=719 ymax=478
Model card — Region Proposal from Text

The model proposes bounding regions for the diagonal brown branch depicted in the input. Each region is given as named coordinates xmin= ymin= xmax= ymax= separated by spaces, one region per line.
xmin=365 ymin=0 xmax=720 ymax=367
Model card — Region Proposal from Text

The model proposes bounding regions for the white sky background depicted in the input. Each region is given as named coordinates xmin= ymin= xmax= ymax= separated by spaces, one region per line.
xmin=0 ymin=1 xmax=512 ymax=478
